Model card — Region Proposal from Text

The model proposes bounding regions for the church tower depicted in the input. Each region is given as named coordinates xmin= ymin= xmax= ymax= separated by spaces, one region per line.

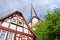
xmin=28 ymin=5 xmax=41 ymax=27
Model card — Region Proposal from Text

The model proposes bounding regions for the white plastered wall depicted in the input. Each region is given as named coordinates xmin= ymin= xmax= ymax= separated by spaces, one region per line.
xmin=24 ymin=28 xmax=28 ymax=33
xmin=24 ymin=24 xmax=27 ymax=28
xmin=2 ymin=22 xmax=9 ymax=28
xmin=17 ymin=26 xmax=22 ymax=32
xmin=10 ymin=24 xmax=16 ymax=30
xmin=32 ymin=18 xmax=38 ymax=25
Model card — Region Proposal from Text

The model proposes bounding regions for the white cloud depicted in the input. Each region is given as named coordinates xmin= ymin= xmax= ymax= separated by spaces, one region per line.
xmin=0 ymin=0 xmax=60 ymax=21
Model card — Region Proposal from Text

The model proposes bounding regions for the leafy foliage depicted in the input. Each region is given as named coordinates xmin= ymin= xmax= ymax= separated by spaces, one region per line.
xmin=31 ymin=10 xmax=60 ymax=40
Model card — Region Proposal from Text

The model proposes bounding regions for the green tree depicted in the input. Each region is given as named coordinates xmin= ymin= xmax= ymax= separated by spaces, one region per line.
xmin=31 ymin=10 xmax=60 ymax=40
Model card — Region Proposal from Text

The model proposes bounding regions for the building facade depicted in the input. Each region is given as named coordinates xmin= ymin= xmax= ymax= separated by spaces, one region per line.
xmin=0 ymin=11 xmax=36 ymax=40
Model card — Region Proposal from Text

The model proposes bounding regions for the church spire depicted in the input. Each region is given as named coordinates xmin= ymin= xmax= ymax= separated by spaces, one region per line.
xmin=31 ymin=5 xmax=37 ymax=18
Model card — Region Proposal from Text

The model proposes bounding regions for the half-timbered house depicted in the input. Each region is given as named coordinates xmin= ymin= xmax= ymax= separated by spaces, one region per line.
xmin=0 ymin=11 xmax=36 ymax=40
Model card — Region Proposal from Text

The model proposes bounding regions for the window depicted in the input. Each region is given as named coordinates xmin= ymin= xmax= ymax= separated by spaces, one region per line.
xmin=7 ymin=32 xmax=14 ymax=40
xmin=22 ymin=35 xmax=27 ymax=40
xmin=18 ymin=20 xmax=22 ymax=26
xmin=0 ymin=30 xmax=1 ymax=36
xmin=11 ymin=19 xmax=16 ymax=24
xmin=0 ymin=30 xmax=6 ymax=40
xmin=19 ymin=21 xmax=22 ymax=24
xmin=18 ymin=21 xmax=22 ymax=25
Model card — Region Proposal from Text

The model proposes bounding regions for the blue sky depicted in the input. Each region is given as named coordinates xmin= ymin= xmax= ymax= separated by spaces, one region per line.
xmin=0 ymin=0 xmax=60 ymax=22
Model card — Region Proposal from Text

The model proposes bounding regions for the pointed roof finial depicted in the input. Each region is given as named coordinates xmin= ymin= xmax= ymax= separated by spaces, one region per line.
xmin=31 ymin=4 xmax=37 ymax=18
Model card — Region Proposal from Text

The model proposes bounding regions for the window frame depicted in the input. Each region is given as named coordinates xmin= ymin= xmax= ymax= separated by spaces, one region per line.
xmin=0 ymin=30 xmax=7 ymax=40
xmin=11 ymin=18 xmax=17 ymax=24
xmin=18 ymin=19 xmax=23 ymax=26
xmin=22 ymin=35 xmax=27 ymax=40
xmin=7 ymin=32 xmax=14 ymax=40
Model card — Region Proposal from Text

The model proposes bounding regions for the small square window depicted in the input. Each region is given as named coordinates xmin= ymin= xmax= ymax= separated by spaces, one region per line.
xmin=19 ymin=21 xmax=22 ymax=24
xmin=22 ymin=35 xmax=27 ymax=40
xmin=18 ymin=21 xmax=22 ymax=26
xmin=11 ymin=19 xmax=16 ymax=24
